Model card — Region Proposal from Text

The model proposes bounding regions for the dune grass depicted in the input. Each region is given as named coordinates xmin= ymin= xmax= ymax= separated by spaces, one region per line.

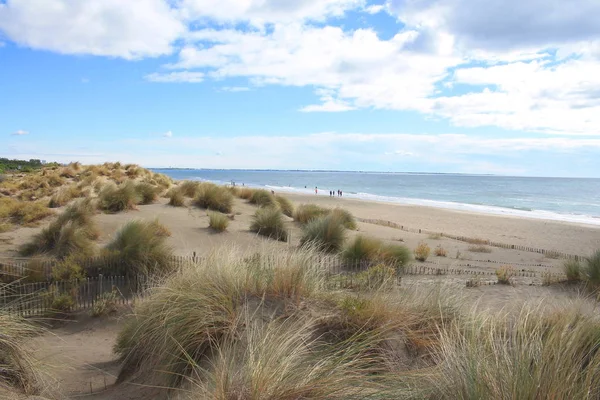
xmin=249 ymin=189 xmax=276 ymax=207
xmin=293 ymin=203 xmax=330 ymax=224
xmin=583 ymin=250 xmax=600 ymax=288
xmin=274 ymin=194 xmax=294 ymax=217
xmin=98 ymin=181 xmax=141 ymax=213
xmin=208 ymin=211 xmax=230 ymax=232
xmin=167 ymin=187 xmax=186 ymax=207
xmin=237 ymin=187 xmax=255 ymax=200
xmin=105 ymin=220 xmax=174 ymax=276
xmin=563 ymin=259 xmax=582 ymax=282
xmin=330 ymin=208 xmax=357 ymax=230
xmin=250 ymin=207 xmax=288 ymax=242
xmin=194 ymin=183 xmax=234 ymax=213
xmin=414 ymin=242 xmax=431 ymax=262
xmin=0 ymin=198 xmax=53 ymax=227
xmin=434 ymin=245 xmax=448 ymax=257
xmin=342 ymin=235 xmax=411 ymax=269
xmin=134 ymin=182 xmax=160 ymax=205
xmin=48 ymin=184 xmax=83 ymax=208
xmin=496 ymin=265 xmax=515 ymax=285
xmin=467 ymin=245 xmax=492 ymax=253
xmin=300 ymin=214 xmax=346 ymax=253
xmin=179 ymin=180 xmax=201 ymax=197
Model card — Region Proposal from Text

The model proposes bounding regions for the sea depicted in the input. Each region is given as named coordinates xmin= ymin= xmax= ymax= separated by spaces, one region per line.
xmin=153 ymin=169 xmax=600 ymax=226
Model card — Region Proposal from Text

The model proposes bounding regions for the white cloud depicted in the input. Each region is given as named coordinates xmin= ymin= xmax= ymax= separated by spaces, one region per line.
xmin=220 ymin=86 xmax=251 ymax=92
xmin=364 ymin=4 xmax=385 ymax=14
xmin=145 ymin=71 xmax=205 ymax=83
xmin=11 ymin=130 xmax=28 ymax=136
xmin=385 ymin=150 xmax=413 ymax=156
xmin=0 ymin=0 xmax=185 ymax=59
xmin=163 ymin=131 xmax=173 ymax=138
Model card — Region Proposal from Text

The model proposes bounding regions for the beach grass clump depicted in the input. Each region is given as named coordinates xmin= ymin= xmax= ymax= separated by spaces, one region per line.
xmin=0 ymin=198 xmax=53 ymax=226
xmin=48 ymin=184 xmax=83 ymax=208
xmin=275 ymin=194 xmax=294 ymax=217
xmin=342 ymin=235 xmax=381 ymax=265
xmin=249 ymin=189 xmax=276 ymax=207
xmin=151 ymin=173 xmax=173 ymax=189
xmin=563 ymin=259 xmax=582 ymax=283
xmin=350 ymin=264 xmax=398 ymax=290
xmin=179 ymin=180 xmax=201 ymax=197
xmin=167 ymin=188 xmax=186 ymax=207
xmin=98 ymin=181 xmax=141 ymax=213
xmin=496 ymin=265 xmax=515 ymax=285
xmin=105 ymin=220 xmax=174 ymax=276
xmin=237 ymin=187 xmax=255 ymax=200
xmin=583 ymin=250 xmax=600 ymax=288
xmin=468 ymin=245 xmax=492 ymax=253
xmin=377 ymin=243 xmax=412 ymax=269
xmin=425 ymin=305 xmax=600 ymax=399
xmin=293 ymin=203 xmax=329 ymax=224
xmin=208 ymin=211 xmax=230 ymax=232
xmin=114 ymin=248 xmax=330 ymax=388
xmin=300 ymin=214 xmax=346 ymax=253
xmin=250 ymin=207 xmax=288 ymax=242
xmin=414 ymin=242 xmax=431 ymax=262
xmin=434 ymin=245 xmax=448 ymax=257
xmin=194 ymin=183 xmax=234 ymax=213
xmin=134 ymin=182 xmax=160 ymax=205
xmin=330 ymin=208 xmax=357 ymax=230
xmin=464 ymin=237 xmax=489 ymax=245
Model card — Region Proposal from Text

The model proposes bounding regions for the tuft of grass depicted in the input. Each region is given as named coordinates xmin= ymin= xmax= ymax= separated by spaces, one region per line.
xmin=194 ymin=183 xmax=233 ymax=213
xmin=545 ymin=250 xmax=562 ymax=259
xmin=563 ymin=259 xmax=582 ymax=283
xmin=330 ymin=208 xmax=357 ymax=230
xmin=48 ymin=184 xmax=83 ymax=208
xmin=167 ymin=187 xmax=186 ymax=207
xmin=275 ymin=194 xmax=294 ymax=217
xmin=98 ymin=181 xmax=141 ymax=213
xmin=90 ymin=289 xmax=119 ymax=317
xmin=414 ymin=242 xmax=431 ymax=262
xmin=135 ymin=182 xmax=159 ymax=205
xmin=464 ymin=237 xmax=489 ymax=245
xmin=428 ymin=233 xmax=443 ymax=240
xmin=342 ymin=235 xmax=381 ymax=265
xmin=351 ymin=264 xmax=398 ymax=290
xmin=434 ymin=245 xmax=448 ymax=257
xmin=250 ymin=207 xmax=288 ymax=242
xmin=293 ymin=203 xmax=329 ymax=224
xmin=237 ymin=187 xmax=255 ymax=200
xmin=468 ymin=245 xmax=492 ymax=253
xmin=249 ymin=189 xmax=276 ymax=207
xmin=377 ymin=243 xmax=412 ymax=269
xmin=105 ymin=220 xmax=174 ymax=276
xmin=19 ymin=219 xmax=97 ymax=259
xmin=300 ymin=214 xmax=346 ymax=253
xmin=496 ymin=265 xmax=515 ymax=285
xmin=208 ymin=211 xmax=230 ymax=232
xmin=583 ymin=250 xmax=600 ymax=288
xmin=179 ymin=180 xmax=201 ymax=197
xmin=0 ymin=198 xmax=54 ymax=226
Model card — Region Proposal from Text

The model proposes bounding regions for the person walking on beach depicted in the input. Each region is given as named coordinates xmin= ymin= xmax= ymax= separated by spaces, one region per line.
xmin=315 ymin=187 xmax=318 ymax=195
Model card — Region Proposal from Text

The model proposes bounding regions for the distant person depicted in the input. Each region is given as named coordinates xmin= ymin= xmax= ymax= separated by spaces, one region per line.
xmin=271 ymin=190 xmax=275 ymax=195
xmin=340 ymin=190 xmax=343 ymax=197
xmin=315 ymin=187 xmax=318 ymax=195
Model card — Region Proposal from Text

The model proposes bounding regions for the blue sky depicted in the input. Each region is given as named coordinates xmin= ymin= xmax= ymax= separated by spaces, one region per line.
xmin=1 ymin=0 xmax=600 ymax=177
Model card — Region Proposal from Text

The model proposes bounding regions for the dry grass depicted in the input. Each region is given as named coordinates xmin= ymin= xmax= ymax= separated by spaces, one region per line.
xmin=467 ymin=245 xmax=492 ymax=253
xmin=434 ymin=245 xmax=448 ymax=257
xmin=0 ymin=198 xmax=54 ymax=227
xmin=195 ymin=183 xmax=234 ymax=213
xmin=293 ymin=204 xmax=329 ymax=224
xmin=134 ymin=182 xmax=160 ymax=205
xmin=249 ymin=189 xmax=276 ymax=207
xmin=496 ymin=265 xmax=515 ymax=284
xmin=208 ymin=211 xmax=230 ymax=232
xmin=330 ymin=208 xmax=357 ymax=230
xmin=250 ymin=207 xmax=288 ymax=242
xmin=563 ymin=259 xmax=582 ymax=282
xmin=275 ymin=194 xmax=294 ymax=217
xmin=342 ymin=235 xmax=411 ymax=269
xmin=464 ymin=237 xmax=489 ymax=245
xmin=98 ymin=181 xmax=141 ymax=213
xmin=237 ymin=187 xmax=256 ymax=200
xmin=179 ymin=180 xmax=201 ymax=197
xmin=48 ymin=184 xmax=83 ymax=208
xmin=414 ymin=242 xmax=431 ymax=262
xmin=167 ymin=188 xmax=186 ymax=207
xmin=300 ymin=214 xmax=346 ymax=253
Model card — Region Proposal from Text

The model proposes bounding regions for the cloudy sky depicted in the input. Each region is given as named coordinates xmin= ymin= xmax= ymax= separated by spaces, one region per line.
xmin=1 ymin=0 xmax=599 ymax=177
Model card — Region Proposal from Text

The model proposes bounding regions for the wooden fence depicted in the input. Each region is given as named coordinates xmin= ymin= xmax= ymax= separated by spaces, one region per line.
xmin=356 ymin=217 xmax=585 ymax=261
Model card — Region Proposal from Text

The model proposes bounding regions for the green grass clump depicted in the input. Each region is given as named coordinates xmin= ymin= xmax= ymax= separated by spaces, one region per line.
xmin=274 ymin=195 xmax=294 ymax=217
xmin=208 ymin=211 xmax=229 ymax=232
xmin=167 ymin=188 xmax=186 ymax=207
xmin=98 ymin=181 xmax=141 ymax=213
xmin=237 ymin=187 xmax=255 ymax=200
xmin=584 ymin=250 xmax=600 ymax=288
xmin=250 ymin=207 xmax=288 ymax=242
xmin=293 ymin=204 xmax=329 ymax=224
xmin=330 ymin=208 xmax=357 ymax=230
xmin=300 ymin=214 xmax=345 ymax=253
xmin=179 ymin=180 xmax=201 ymax=197
xmin=342 ymin=235 xmax=411 ymax=269
xmin=249 ymin=189 xmax=276 ymax=207
xmin=563 ymin=259 xmax=582 ymax=282
xmin=194 ymin=184 xmax=233 ymax=213
xmin=135 ymin=182 xmax=159 ymax=205
xmin=377 ymin=243 xmax=412 ymax=269
xmin=105 ymin=220 xmax=174 ymax=276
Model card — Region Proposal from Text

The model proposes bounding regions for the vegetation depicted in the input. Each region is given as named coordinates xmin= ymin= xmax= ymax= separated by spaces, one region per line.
xmin=134 ymin=182 xmax=159 ymax=205
xmin=90 ymin=289 xmax=119 ymax=317
xmin=342 ymin=235 xmax=411 ymax=269
xmin=377 ymin=243 xmax=413 ymax=269
xmin=584 ymin=250 xmax=600 ymax=287
xmin=496 ymin=265 xmax=515 ymax=284
xmin=563 ymin=259 xmax=582 ymax=282
xmin=179 ymin=180 xmax=201 ymax=197
xmin=414 ymin=242 xmax=431 ymax=262
xmin=468 ymin=245 xmax=492 ymax=253
xmin=250 ymin=206 xmax=288 ymax=242
xmin=0 ymin=158 xmax=44 ymax=173
xmin=237 ymin=187 xmax=255 ymax=200
xmin=330 ymin=207 xmax=357 ymax=230
xmin=48 ymin=184 xmax=82 ymax=208
xmin=105 ymin=220 xmax=174 ymax=276
xmin=194 ymin=183 xmax=233 ymax=213
xmin=249 ymin=189 xmax=276 ymax=207
xmin=300 ymin=214 xmax=346 ymax=253
xmin=293 ymin=203 xmax=330 ymax=224
xmin=208 ymin=211 xmax=230 ymax=232
xmin=167 ymin=187 xmax=186 ymax=207
xmin=275 ymin=194 xmax=294 ymax=217
xmin=98 ymin=181 xmax=141 ymax=213
xmin=0 ymin=198 xmax=53 ymax=227
xmin=434 ymin=245 xmax=448 ymax=257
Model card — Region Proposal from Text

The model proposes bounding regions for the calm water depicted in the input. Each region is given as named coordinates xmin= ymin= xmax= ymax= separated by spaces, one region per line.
xmin=154 ymin=169 xmax=600 ymax=226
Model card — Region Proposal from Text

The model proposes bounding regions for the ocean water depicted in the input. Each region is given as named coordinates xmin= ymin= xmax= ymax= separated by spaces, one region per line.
xmin=154 ymin=169 xmax=600 ymax=226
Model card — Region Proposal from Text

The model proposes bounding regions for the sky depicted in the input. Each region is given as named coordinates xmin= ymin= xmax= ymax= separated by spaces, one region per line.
xmin=1 ymin=0 xmax=600 ymax=177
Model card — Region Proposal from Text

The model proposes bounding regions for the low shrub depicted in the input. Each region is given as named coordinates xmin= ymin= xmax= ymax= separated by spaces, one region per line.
xmin=90 ymin=289 xmax=119 ymax=317
xmin=19 ymin=220 xmax=97 ymax=259
xmin=51 ymin=255 xmax=85 ymax=281
xmin=330 ymin=208 xmax=357 ymax=230
xmin=293 ymin=204 xmax=329 ymax=224
xmin=496 ymin=265 xmax=515 ymax=285
xmin=563 ymin=259 xmax=582 ymax=282
xmin=468 ymin=245 xmax=492 ymax=253
xmin=584 ymin=250 xmax=600 ymax=287
xmin=275 ymin=195 xmax=294 ymax=217
xmin=194 ymin=184 xmax=233 ymax=213
xmin=434 ymin=245 xmax=448 ymax=257
xmin=250 ymin=207 xmax=288 ymax=241
xmin=208 ymin=211 xmax=229 ymax=232
xmin=98 ymin=182 xmax=141 ymax=213
xmin=51 ymin=292 xmax=75 ymax=312
xmin=249 ymin=189 xmax=276 ymax=207
xmin=105 ymin=220 xmax=174 ymax=276
xmin=135 ymin=182 xmax=159 ymax=205
xmin=414 ymin=242 xmax=431 ymax=262
xmin=300 ymin=214 xmax=346 ymax=253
